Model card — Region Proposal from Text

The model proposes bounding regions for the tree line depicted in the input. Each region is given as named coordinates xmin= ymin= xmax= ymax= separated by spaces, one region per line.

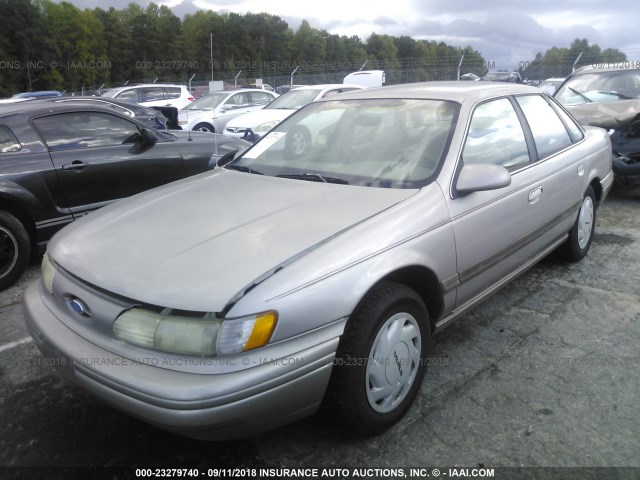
xmin=0 ymin=0 xmax=628 ymax=97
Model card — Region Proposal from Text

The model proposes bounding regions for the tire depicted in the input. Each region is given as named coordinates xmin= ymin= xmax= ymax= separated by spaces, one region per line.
xmin=0 ymin=211 xmax=31 ymax=291
xmin=193 ymin=123 xmax=214 ymax=133
xmin=560 ymin=186 xmax=596 ymax=262
xmin=327 ymin=281 xmax=430 ymax=435
xmin=285 ymin=126 xmax=311 ymax=156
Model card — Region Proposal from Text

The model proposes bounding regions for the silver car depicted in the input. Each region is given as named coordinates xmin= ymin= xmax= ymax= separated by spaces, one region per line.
xmin=24 ymin=82 xmax=613 ymax=439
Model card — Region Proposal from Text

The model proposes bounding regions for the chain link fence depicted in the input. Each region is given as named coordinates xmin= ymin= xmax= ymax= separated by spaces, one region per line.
xmin=64 ymin=57 xmax=636 ymax=97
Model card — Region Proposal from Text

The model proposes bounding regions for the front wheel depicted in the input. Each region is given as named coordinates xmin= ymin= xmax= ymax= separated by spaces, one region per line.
xmin=193 ymin=123 xmax=214 ymax=133
xmin=0 ymin=211 xmax=31 ymax=291
xmin=327 ymin=281 xmax=430 ymax=435
xmin=560 ymin=186 xmax=596 ymax=262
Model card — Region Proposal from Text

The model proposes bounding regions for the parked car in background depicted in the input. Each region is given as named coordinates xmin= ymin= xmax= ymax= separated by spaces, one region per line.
xmin=99 ymin=84 xmax=195 ymax=109
xmin=178 ymin=89 xmax=277 ymax=133
xmin=24 ymin=82 xmax=612 ymax=440
xmin=49 ymin=97 xmax=170 ymax=130
xmin=0 ymin=101 xmax=249 ymax=289
xmin=343 ymin=70 xmax=386 ymax=87
xmin=483 ymin=71 xmax=523 ymax=83
xmin=11 ymin=90 xmax=62 ymax=99
xmin=275 ymin=84 xmax=305 ymax=95
xmin=538 ymin=77 xmax=565 ymax=95
xmin=224 ymin=84 xmax=364 ymax=142
xmin=554 ymin=65 xmax=640 ymax=185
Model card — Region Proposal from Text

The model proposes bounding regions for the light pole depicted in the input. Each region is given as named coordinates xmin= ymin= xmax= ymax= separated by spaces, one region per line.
xmin=15 ymin=31 xmax=33 ymax=91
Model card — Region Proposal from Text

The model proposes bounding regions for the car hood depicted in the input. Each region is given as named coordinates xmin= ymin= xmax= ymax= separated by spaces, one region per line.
xmin=226 ymin=108 xmax=295 ymax=129
xmin=565 ymin=99 xmax=640 ymax=129
xmin=49 ymin=170 xmax=415 ymax=312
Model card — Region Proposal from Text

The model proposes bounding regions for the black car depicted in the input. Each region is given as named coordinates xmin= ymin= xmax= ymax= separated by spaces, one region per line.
xmin=554 ymin=65 xmax=640 ymax=185
xmin=0 ymin=101 xmax=249 ymax=289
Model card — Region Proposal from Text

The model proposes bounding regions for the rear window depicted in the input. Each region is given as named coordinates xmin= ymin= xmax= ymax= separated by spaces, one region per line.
xmin=0 ymin=125 xmax=21 ymax=153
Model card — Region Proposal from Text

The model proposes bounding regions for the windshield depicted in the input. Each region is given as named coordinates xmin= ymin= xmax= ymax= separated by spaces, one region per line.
xmin=265 ymin=89 xmax=322 ymax=110
xmin=554 ymin=70 xmax=640 ymax=105
xmin=228 ymin=98 xmax=458 ymax=189
xmin=183 ymin=92 xmax=228 ymax=110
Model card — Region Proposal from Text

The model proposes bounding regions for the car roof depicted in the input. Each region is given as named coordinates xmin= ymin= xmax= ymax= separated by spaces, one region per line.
xmin=209 ymin=88 xmax=275 ymax=95
xmin=321 ymin=81 xmax=542 ymax=104
xmin=571 ymin=65 xmax=640 ymax=75
xmin=0 ymin=99 xmax=133 ymax=117
xmin=104 ymin=84 xmax=187 ymax=91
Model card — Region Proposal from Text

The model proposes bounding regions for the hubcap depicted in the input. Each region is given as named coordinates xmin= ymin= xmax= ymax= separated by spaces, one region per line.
xmin=577 ymin=195 xmax=594 ymax=250
xmin=366 ymin=312 xmax=421 ymax=413
xmin=290 ymin=132 xmax=307 ymax=155
xmin=0 ymin=226 xmax=18 ymax=278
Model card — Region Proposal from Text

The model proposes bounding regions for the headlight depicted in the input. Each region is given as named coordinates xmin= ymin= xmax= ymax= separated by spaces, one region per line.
xmin=41 ymin=252 xmax=58 ymax=294
xmin=254 ymin=120 xmax=279 ymax=134
xmin=113 ymin=308 xmax=277 ymax=357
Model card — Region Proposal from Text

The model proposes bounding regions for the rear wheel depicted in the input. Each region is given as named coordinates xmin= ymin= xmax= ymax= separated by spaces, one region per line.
xmin=327 ymin=281 xmax=430 ymax=435
xmin=0 ymin=211 xmax=31 ymax=290
xmin=560 ymin=186 xmax=596 ymax=262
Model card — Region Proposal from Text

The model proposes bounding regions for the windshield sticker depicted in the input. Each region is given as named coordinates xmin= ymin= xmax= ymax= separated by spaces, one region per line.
xmin=243 ymin=132 xmax=285 ymax=158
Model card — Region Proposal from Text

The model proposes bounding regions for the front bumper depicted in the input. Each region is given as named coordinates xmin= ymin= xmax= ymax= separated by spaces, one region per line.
xmin=23 ymin=281 xmax=338 ymax=440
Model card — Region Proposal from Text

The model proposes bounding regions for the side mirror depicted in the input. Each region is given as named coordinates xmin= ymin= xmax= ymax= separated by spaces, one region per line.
xmin=140 ymin=128 xmax=158 ymax=147
xmin=216 ymin=149 xmax=238 ymax=168
xmin=455 ymin=163 xmax=511 ymax=196
xmin=243 ymin=128 xmax=258 ymax=143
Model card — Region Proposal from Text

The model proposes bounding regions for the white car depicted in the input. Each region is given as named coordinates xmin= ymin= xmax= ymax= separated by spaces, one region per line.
xmin=99 ymin=84 xmax=195 ymax=109
xmin=178 ymin=89 xmax=278 ymax=133
xmin=224 ymin=84 xmax=365 ymax=141
xmin=539 ymin=78 xmax=566 ymax=95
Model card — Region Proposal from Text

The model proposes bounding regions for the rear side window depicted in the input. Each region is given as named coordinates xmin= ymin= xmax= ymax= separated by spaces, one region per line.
xmin=141 ymin=88 xmax=164 ymax=102
xmin=164 ymin=87 xmax=181 ymax=99
xmin=516 ymin=95 xmax=572 ymax=159
xmin=0 ymin=125 xmax=21 ymax=153
xmin=462 ymin=98 xmax=530 ymax=170
xmin=250 ymin=92 xmax=272 ymax=105
xmin=34 ymin=112 xmax=141 ymax=151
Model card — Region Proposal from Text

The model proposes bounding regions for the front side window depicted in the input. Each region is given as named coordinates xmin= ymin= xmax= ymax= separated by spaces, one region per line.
xmin=462 ymin=98 xmax=530 ymax=170
xmin=228 ymin=98 xmax=458 ymax=189
xmin=0 ymin=125 xmax=21 ymax=153
xmin=516 ymin=95 xmax=572 ymax=159
xmin=34 ymin=112 xmax=142 ymax=151
xmin=115 ymin=89 xmax=139 ymax=103
xmin=184 ymin=92 xmax=227 ymax=110
xmin=225 ymin=93 xmax=250 ymax=107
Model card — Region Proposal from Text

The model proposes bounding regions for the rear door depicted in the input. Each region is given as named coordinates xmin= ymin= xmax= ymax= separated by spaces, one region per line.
xmin=446 ymin=97 xmax=549 ymax=306
xmin=32 ymin=110 xmax=186 ymax=217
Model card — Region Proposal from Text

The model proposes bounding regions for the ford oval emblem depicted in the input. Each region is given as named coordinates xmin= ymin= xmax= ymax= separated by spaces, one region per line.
xmin=69 ymin=298 xmax=90 ymax=317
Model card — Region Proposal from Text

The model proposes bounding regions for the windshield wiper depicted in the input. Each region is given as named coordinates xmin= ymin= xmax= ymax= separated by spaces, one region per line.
xmin=597 ymin=91 xmax=634 ymax=100
xmin=226 ymin=164 xmax=263 ymax=175
xmin=568 ymin=87 xmax=593 ymax=103
xmin=277 ymin=173 xmax=349 ymax=184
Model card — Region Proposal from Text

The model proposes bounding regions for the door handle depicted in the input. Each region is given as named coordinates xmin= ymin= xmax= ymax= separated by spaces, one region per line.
xmin=528 ymin=186 xmax=543 ymax=204
xmin=62 ymin=160 xmax=89 ymax=171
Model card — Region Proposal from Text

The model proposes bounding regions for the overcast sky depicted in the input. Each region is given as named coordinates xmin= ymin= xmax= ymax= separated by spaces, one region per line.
xmin=65 ymin=0 xmax=639 ymax=68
